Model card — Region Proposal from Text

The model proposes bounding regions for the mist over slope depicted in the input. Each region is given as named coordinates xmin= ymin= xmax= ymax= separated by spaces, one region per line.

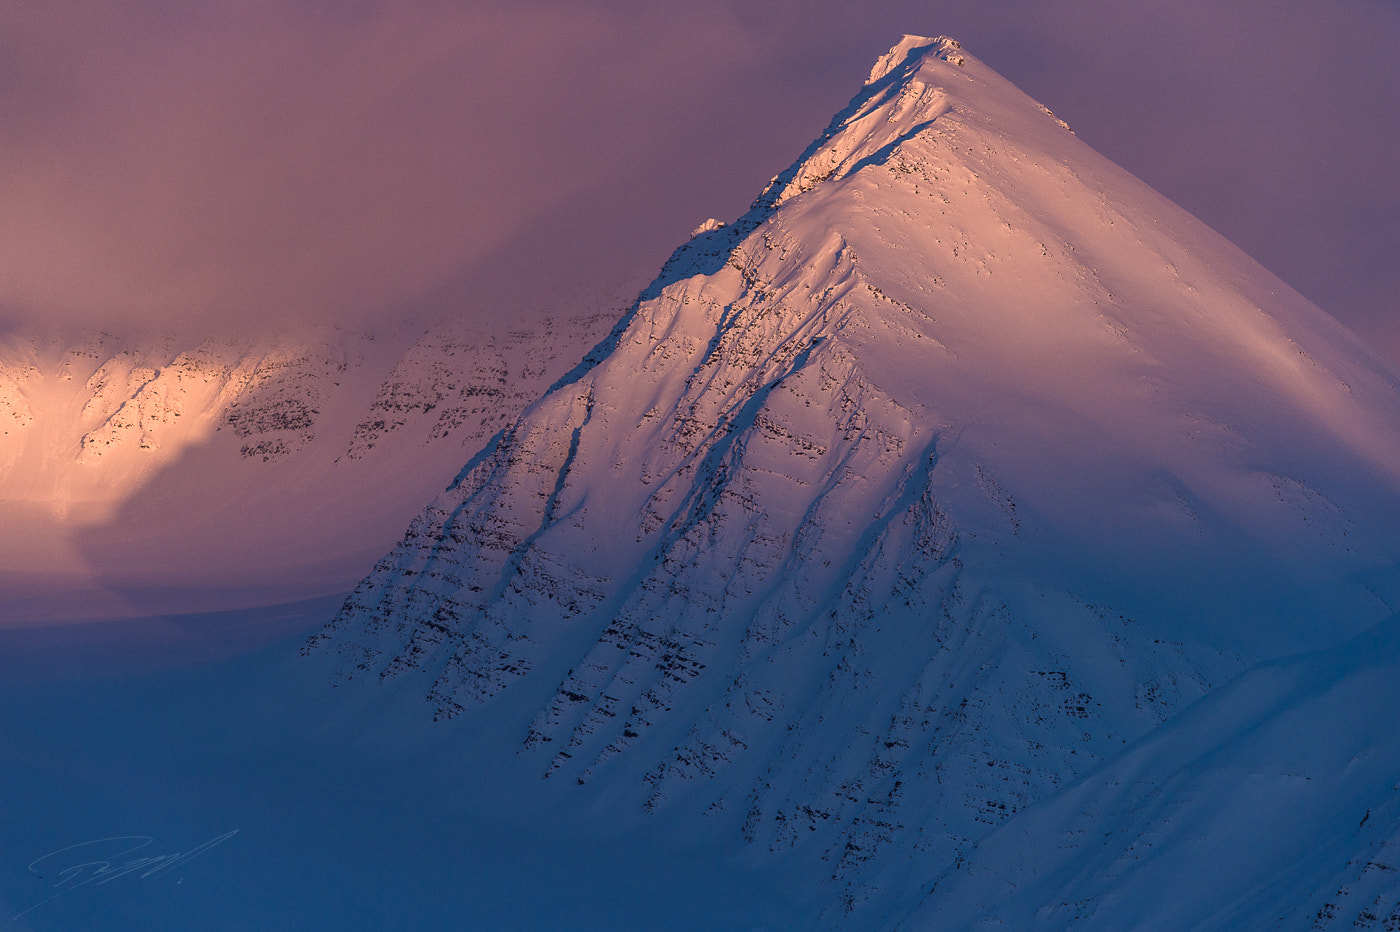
xmin=303 ymin=36 xmax=1400 ymax=928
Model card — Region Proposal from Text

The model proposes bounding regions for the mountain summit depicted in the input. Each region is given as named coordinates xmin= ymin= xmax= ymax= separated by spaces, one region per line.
xmin=306 ymin=37 xmax=1400 ymax=927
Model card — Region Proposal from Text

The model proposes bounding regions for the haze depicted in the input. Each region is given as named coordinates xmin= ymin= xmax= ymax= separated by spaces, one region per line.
xmin=1 ymin=1 xmax=1396 ymax=359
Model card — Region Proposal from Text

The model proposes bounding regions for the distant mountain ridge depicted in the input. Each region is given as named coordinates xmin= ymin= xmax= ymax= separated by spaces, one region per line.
xmin=0 ymin=309 xmax=616 ymax=620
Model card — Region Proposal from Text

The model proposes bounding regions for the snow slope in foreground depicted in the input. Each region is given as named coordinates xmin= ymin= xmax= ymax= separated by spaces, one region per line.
xmin=0 ymin=604 xmax=804 ymax=931
xmin=898 ymin=611 xmax=1400 ymax=930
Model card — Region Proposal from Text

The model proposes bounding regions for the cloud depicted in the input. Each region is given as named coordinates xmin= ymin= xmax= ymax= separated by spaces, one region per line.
xmin=1 ymin=1 xmax=1395 ymax=359
xmin=0 ymin=2 xmax=770 ymax=331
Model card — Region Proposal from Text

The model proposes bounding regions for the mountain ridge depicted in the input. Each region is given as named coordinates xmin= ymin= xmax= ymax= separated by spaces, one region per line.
xmin=303 ymin=35 xmax=1400 ymax=928
xmin=0 ymin=308 xmax=618 ymax=621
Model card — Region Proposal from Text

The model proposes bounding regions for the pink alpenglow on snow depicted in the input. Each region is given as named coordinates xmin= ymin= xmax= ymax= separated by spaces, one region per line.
xmin=303 ymin=37 xmax=1400 ymax=930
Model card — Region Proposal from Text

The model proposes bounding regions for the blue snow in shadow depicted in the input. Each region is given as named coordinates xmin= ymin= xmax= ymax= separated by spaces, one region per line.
xmin=0 ymin=604 xmax=806 ymax=931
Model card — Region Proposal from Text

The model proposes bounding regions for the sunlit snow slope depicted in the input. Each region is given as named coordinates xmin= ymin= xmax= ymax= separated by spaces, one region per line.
xmin=0 ymin=310 xmax=614 ymax=621
xmin=306 ymin=36 xmax=1400 ymax=928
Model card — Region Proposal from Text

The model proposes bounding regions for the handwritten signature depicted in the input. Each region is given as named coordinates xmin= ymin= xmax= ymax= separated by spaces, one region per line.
xmin=13 ymin=830 xmax=239 ymax=920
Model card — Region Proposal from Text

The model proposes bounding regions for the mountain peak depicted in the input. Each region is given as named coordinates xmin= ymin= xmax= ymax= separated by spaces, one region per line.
xmin=866 ymin=34 xmax=965 ymax=85
xmin=304 ymin=34 xmax=1400 ymax=928
xmin=759 ymin=33 xmax=1074 ymax=209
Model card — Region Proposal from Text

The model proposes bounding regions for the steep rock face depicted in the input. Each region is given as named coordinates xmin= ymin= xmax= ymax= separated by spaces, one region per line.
xmin=218 ymin=338 xmax=351 ymax=461
xmin=306 ymin=37 xmax=1400 ymax=926
xmin=339 ymin=317 xmax=587 ymax=461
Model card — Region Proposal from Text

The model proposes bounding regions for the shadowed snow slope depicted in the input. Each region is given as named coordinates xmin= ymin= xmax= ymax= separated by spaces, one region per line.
xmin=305 ymin=37 xmax=1400 ymax=928
xmin=896 ymin=610 xmax=1400 ymax=930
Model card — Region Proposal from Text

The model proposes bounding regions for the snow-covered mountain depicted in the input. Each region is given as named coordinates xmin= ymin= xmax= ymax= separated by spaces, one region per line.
xmin=304 ymin=36 xmax=1400 ymax=928
xmin=0 ymin=309 xmax=615 ymax=621
xmin=900 ymin=611 xmax=1400 ymax=929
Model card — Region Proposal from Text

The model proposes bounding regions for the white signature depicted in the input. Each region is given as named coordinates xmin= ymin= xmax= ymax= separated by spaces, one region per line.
xmin=13 ymin=830 xmax=239 ymax=920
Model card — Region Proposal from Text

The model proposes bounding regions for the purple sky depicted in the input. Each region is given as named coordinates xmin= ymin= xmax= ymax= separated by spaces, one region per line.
xmin=3 ymin=1 xmax=1397 ymax=360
